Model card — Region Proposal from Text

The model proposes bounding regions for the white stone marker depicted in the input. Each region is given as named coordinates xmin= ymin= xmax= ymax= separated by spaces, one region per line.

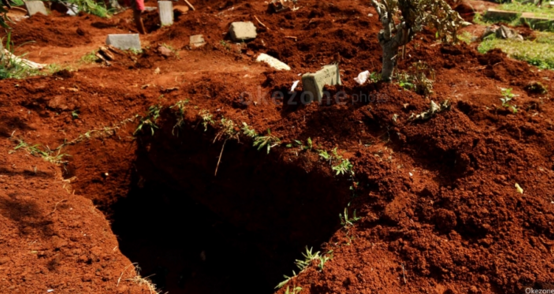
xmin=25 ymin=1 xmax=48 ymax=16
xmin=158 ymin=1 xmax=174 ymax=26
xmin=301 ymin=64 xmax=342 ymax=102
xmin=106 ymin=34 xmax=141 ymax=50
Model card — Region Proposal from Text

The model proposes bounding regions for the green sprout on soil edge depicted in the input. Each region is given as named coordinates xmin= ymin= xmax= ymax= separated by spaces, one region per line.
xmin=340 ymin=207 xmax=361 ymax=227
xmin=199 ymin=109 xmax=215 ymax=132
xmin=134 ymin=105 xmax=162 ymax=136
xmin=253 ymin=129 xmax=281 ymax=154
xmin=10 ymin=140 xmax=69 ymax=165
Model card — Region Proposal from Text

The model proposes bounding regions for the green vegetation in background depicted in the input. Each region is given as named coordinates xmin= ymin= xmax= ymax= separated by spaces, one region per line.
xmin=499 ymin=1 xmax=554 ymax=19
xmin=478 ymin=32 xmax=554 ymax=70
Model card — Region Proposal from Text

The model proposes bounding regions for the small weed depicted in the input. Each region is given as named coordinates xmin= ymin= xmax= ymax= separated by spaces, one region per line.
xmin=10 ymin=140 xmax=69 ymax=165
xmin=80 ymin=50 xmax=98 ymax=64
xmin=369 ymin=72 xmax=381 ymax=83
xmin=340 ymin=207 xmax=361 ymax=227
xmin=134 ymin=105 xmax=162 ymax=136
xmin=396 ymin=72 xmax=414 ymax=90
xmin=253 ymin=129 xmax=281 ymax=154
xmin=331 ymin=148 xmax=354 ymax=176
xmin=219 ymin=40 xmax=231 ymax=51
xmin=275 ymin=272 xmax=297 ymax=289
xmin=284 ymin=286 xmax=302 ymax=294
xmin=71 ymin=109 xmax=79 ymax=119
xmin=318 ymin=149 xmax=332 ymax=161
xmin=241 ymin=122 xmax=258 ymax=138
xmin=170 ymin=100 xmax=189 ymax=136
xmin=500 ymin=88 xmax=518 ymax=114
xmin=199 ymin=110 xmax=214 ymax=132
xmin=129 ymin=48 xmax=143 ymax=55
xmin=288 ymin=138 xmax=313 ymax=151
xmin=295 ymin=247 xmax=320 ymax=272
xmin=214 ymin=117 xmax=239 ymax=141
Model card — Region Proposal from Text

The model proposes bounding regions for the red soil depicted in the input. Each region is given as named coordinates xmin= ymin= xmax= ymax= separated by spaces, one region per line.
xmin=1 ymin=0 xmax=554 ymax=293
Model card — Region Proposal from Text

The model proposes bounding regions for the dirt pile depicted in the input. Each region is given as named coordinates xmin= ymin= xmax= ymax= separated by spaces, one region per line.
xmin=0 ymin=0 xmax=554 ymax=293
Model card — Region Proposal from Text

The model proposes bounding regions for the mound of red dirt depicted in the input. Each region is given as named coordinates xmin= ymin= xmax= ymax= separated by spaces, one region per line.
xmin=1 ymin=0 xmax=554 ymax=294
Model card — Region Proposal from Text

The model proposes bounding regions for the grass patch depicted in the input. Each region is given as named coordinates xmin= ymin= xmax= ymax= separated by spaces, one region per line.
xmin=499 ymin=2 xmax=554 ymax=19
xmin=80 ymin=50 xmax=98 ymax=64
xmin=478 ymin=34 xmax=554 ymax=69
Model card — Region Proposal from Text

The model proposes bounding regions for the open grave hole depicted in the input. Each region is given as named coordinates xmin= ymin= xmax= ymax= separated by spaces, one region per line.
xmin=109 ymin=123 xmax=351 ymax=294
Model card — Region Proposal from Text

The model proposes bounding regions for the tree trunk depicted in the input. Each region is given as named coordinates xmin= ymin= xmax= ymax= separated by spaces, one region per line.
xmin=380 ymin=40 xmax=399 ymax=82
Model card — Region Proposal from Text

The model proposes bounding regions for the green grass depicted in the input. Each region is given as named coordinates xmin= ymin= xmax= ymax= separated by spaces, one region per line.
xmin=478 ymin=34 xmax=554 ymax=69
xmin=499 ymin=2 xmax=554 ymax=19
xmin=80 ymin=51 xmax=98 ymax=64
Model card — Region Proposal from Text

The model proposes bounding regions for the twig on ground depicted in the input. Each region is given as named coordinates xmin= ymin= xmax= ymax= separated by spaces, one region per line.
xmin=214 ymin=139 xmax=227 ymax=176
xmin=254 ymin=15 xmax=270 ymax=30
xmin=184 ymin=0 xmax=195 ymax=10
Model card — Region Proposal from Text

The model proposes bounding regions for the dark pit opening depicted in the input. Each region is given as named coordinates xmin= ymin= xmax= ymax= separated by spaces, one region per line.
xmin=110 ymin=123 xmax=350 ymax=294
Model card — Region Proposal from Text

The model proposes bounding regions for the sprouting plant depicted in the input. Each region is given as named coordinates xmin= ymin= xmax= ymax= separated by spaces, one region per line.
xmin=369 ymin=72 xmax=381 ymax=83
xmin=500 ymin=88 xmax=518 ymax=114
xmin=317 ymin=251 xmax=332 ymax=271
xmin=170 ymin=99 xmax=189 ymax=135
xmin=253 ymin=129 xmax=281 ymax=154
xmin=295 ymin=247 xmax=320 ymax=272
xmin=275 ymin=272 xmax=297 ymax=289
xmin=80 ymin=50 xmax=98 ymax=63
xmin=71 ymin=109 xmax=79 ymax=119
xmin=396 ymin=72 xmax=415 ymax=90
xmin=318 ymin=149 xmax=332 ymax=161
xmin=129 ymin=48 xmax=143 ymax=55
xmin=332 ymin=158 xmax=354 ymax=176
xmin=199 ymin=109 xmax=214 ymax=132
xmin=214 ymin=117 xmax=239 ymax=142
xmin=219 ymin=40 xmax=230 ymax=50
xmin=241 ymin=122 xmax=258 ymax=138
xmin=331 ymin=148 xmax=354 ymax=176
xmin=10 ymin=140 xmax=69 ymax=165
xmin=288 ymin=138 xmax=313 ymax=151
xmin=134 ymin=104 xmax=162 ymax=136
xmin=284 ymin=286 xmax=302 ymax=294
xmin=340 ymin=207 xmax=361 ymax=227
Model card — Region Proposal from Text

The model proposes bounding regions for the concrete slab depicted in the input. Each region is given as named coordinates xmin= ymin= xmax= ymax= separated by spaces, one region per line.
xmin=229 ymin=22 xmax=257 ymax=42
xmin=522 ymin=15 xmax=554 ymax=30
xmin=25 ymin=1 xmax=48 ymax=16
xmin=256 ymin=53 xmax=290 ymax=71
xmin=485 ymin=8 xmax=518 ymax=20
xmin=158 ymin=1 xmax=173 ymax=26
xmin=189 ymin=34 xmax=206 ymax=48
xmin=301 ymin=64 xmax=341 ymax=102
xmin=105 ymin=34 xmax=141 ymax=50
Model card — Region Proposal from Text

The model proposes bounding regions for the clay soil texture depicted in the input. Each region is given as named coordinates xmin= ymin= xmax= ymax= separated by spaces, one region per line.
xmin=0 ymin=0 xmax=554 ymax=293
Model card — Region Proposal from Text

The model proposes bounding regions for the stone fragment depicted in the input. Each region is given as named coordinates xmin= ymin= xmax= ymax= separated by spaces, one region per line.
xmin=256 ymin=53 xmax=290 ymax=71
xmin=229 ymin=22 xmax=257 ymax=41
xmin=189 ymin=34 xmax=206 ymax=48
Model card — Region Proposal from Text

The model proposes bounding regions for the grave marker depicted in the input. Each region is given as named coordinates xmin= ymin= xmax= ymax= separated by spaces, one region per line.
xmin=301 ymin=64 xmax=341 ymax=102
xmin=158 ymin=1 xmax=174 ymax=26
xmin=25 ymin=1 xmax=48 ymax=16
xmin=106 ymin=34 xmax=141 ymax=50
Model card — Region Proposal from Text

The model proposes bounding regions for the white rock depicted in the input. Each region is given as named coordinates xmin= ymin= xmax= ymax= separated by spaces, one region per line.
xmin=256 ymin=53 xmax=291 ymax=71
xmin=354 ymin=70 xmax=370 ymax=85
